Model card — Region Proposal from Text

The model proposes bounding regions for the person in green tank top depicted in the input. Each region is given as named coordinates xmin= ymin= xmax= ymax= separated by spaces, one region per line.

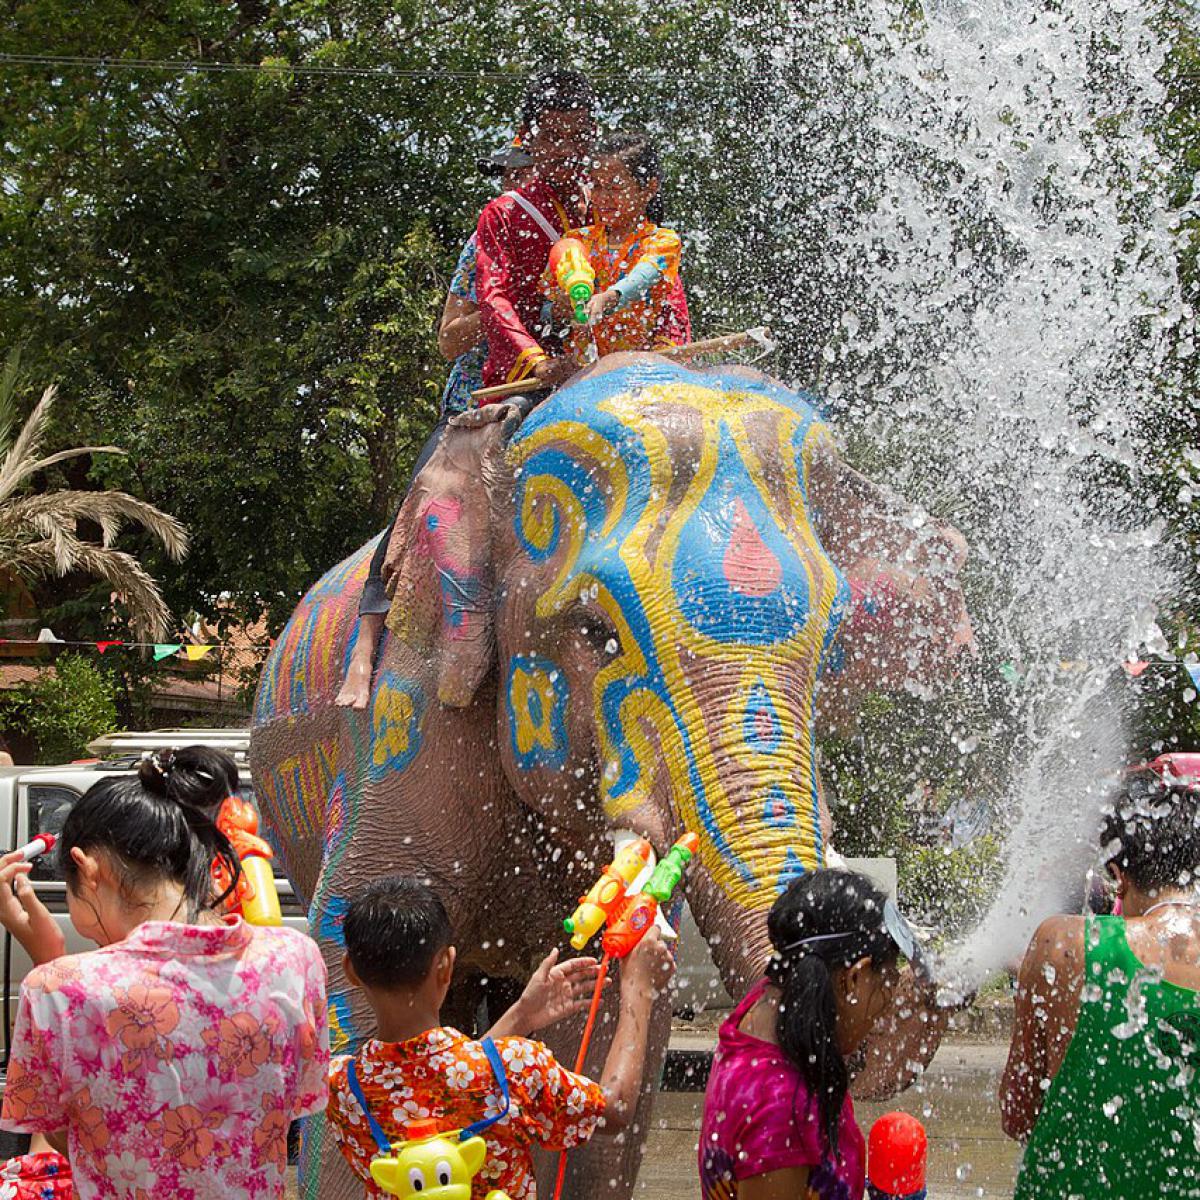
xmin=1000 ymin=772 xmax=1200 ymax=1199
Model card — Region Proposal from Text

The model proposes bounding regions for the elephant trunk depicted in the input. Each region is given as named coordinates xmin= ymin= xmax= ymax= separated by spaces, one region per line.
xmin=686 ymin=864 xmax=775 ymax=1000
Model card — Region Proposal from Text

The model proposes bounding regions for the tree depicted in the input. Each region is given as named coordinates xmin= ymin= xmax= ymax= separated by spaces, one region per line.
xmin=0 ymin=0 xmax=776 ymax=636
xmin=0 ymin=358 xmax=187 ymax=640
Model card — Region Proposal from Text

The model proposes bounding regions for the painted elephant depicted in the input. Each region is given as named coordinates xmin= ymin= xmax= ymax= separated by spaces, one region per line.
xmin=249 ymin=354 xmax=972 ymax=1200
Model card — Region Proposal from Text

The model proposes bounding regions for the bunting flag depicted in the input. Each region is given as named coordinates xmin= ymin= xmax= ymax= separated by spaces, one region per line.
xmin=1186 ymin=664 xmax=1200 ymax=693
xmin=95 ymin=641 xmax=123 ymax=653
xmin=999 ymin=662 xmax=1021 ymax=685
xmin=1123 ymin=660 xmax=1150 ymax=677
xmin=36 ymin=628 xmax=62 ymax=644
xmin=184 ymin=645 xmax=214 ymax=662
xmin=153 ymin=643 xmax=183 ymax=661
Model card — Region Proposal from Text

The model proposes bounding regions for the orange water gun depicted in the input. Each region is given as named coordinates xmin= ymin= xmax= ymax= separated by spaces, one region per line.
xmin=563 ymin=838 xmax=653 ymax=951
xmin=548 ymin=237 xmax=595 ymax=324
xmin=212 ymin=796 xmax=283 ymax=926
xmin=602 ymin=832 xmax=699 ymax=959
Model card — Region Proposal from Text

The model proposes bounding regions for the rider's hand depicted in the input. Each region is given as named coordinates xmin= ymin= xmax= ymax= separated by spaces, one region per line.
xmin=0 ymin=851 xmax=65 ymax=965
xmin=533 ymin=356 xmax=578 ymax=388
xmin=586 ymin=288 xmax=620 ymax=324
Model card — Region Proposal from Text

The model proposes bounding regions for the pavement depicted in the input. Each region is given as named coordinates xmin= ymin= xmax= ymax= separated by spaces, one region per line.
xmin=638 ymin=1038 xmax=1020 ymax=1200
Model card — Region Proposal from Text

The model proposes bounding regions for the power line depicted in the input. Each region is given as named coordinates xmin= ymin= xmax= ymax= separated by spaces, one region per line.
xmin=0 ymin=51 xmax=525 ymax=80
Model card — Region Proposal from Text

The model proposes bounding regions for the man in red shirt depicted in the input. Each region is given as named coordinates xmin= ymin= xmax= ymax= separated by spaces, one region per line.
xmin=475 ymin=71 xmax=596 ymax=394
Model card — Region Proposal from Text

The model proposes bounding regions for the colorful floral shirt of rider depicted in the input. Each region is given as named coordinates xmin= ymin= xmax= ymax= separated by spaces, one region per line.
xmin=0 ymin=918 xmax=329 ymax=1200
xmin=442 ymin=234 xmax=488 ymax=416
xmin=327 ymin=1026 xmax=606 ymax=1200
xmin=549 ymin=219 xmax=684 ymax=361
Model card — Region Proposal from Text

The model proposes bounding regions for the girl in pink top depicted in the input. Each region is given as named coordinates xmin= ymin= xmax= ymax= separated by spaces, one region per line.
xmin=699 ymin=870 xmax=941 ymax=1200
xmin=0 ymin=746 xmax=328 ymax=1199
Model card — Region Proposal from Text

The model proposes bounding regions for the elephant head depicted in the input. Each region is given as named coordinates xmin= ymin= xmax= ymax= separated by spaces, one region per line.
xmin=381 ymin=355 xmax=971 ymax=991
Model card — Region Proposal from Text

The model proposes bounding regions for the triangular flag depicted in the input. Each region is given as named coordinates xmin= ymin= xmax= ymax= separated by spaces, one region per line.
xmin=1185 ymin=663 xmax=1200 ymax=692
xmin=999 ymin=662 xmax=1020 ymax=685
xmin=1123 ymin=660 xmax=1150 ymax=677
xmin=153 ymin=643 xmax=182 ymax=661
xmin=184 ymin=644 xmax=214 ymax=661
xmin=36 ymin=628 xmax=62 ymax=644
xmin=95 ymin=641 xmax=122 ymax=653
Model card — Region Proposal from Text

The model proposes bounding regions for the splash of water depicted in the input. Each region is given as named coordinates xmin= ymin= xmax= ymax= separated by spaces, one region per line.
xmin=748 ymin=0 xmax=1185 ymax=982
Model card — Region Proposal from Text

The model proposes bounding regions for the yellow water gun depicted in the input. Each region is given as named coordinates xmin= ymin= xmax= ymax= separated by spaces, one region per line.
xmin=369 ymin=1118 xmax=510 ymax=1200
xmin=548 ymin=237 xmax=596 ymax=324
xmin=563 ymin=837 xmax=653 ymax=951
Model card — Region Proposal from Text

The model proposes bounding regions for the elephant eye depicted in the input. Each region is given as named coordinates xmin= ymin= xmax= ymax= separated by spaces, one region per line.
xmin=408 ymin=1167 xmax=426 ymax=1192
xmin=435 ymin=1160 xmax=453 ymax=1187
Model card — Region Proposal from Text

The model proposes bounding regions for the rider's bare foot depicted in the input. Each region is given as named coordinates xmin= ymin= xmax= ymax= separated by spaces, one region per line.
xmin=334 ymin=657 xmax=372 ymax=710
xmin=334 ymin=613 xmax=384 ymax=710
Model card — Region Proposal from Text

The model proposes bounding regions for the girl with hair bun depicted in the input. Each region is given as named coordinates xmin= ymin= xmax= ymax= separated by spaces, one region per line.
xmin=0 ymin=745 xmax=328 ymax=1199
xmin=699 ymin=869 xmax=947 ymax=1200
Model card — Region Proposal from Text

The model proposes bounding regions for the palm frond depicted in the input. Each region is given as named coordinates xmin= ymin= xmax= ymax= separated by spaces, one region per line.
xmin=0 ymin=347 xmax=23 ymax=455
xmin=0 ymin=385 xmax=56 ymax=501
xmin=3 ymin=490 xmax=189 ymax=561
xmin=15 ymin=540 xmax=173 ymax=641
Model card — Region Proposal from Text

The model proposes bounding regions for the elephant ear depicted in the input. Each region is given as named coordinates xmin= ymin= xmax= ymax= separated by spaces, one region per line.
xmin=809 ymin=446 xmax=966 ymax=577
xmin=382 ymin=414 xmax=514 ymax=707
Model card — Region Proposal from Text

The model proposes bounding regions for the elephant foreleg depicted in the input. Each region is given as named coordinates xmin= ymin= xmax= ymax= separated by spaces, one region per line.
xmin=299 ymin=872 xmax=379 ymax=1200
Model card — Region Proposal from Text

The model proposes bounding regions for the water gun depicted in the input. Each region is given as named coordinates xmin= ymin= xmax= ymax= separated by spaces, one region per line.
xmin=369 ymin=1119 xmax=510 ymax=1200
xmin=212 ymin=796 xmax=283 ymax=926
xmin=547 ymin=237 xmax=595 ymax=324
xmin=602 ymin=833 xmax=700 ymax=959
xmin=564 ymin=838 xmax=653 ymax=951
xmin=867 ymin=1112 xmax=927 ymax=1200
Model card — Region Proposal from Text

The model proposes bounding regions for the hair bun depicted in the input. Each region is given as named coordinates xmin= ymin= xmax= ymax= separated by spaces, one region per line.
xmin=137 ymin=749 xmax=175 ymax=797
xmin=137 ymin=746 xmax=237 ymax=815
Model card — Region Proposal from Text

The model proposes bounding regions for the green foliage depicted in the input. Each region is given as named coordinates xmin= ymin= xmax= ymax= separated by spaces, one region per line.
xmin=1 ymin=654 xmax=119 ymax=763
xmin=821 ymin=683 xmax=1009 ymax=935
xmin=900 ymin=836 xmax=1004 ymax=940
xmin=0 ymin=0 xmax=776 ymax=638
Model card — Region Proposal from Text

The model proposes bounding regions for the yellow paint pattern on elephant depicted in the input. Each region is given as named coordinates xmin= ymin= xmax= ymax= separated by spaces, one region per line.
xmin=510 ymin=380 xmax=846 ymax=908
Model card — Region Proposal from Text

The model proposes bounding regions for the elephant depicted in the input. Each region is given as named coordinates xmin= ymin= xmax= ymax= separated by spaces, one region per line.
xmin=249 ymin=354 xmax=972 ymax=1200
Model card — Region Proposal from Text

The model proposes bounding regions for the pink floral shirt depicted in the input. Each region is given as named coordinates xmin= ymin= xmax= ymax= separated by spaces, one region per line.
xmin=0 ymin=918 xmax=329 ymax=1199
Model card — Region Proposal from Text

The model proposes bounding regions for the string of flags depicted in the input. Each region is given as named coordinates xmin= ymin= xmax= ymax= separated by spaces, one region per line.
xmin=0 ymin=629 xmax=232 ymax=663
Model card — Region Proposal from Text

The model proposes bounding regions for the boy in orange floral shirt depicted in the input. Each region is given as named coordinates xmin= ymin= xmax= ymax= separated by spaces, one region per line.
xmin=326 ymin=876 xmax=674 ymax=1198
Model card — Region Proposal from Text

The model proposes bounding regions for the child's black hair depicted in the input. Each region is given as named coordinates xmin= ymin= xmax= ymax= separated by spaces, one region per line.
xmin=1101 ymin=775 xmax=1200 ymax=892
xmin=598 ymin=130 xmax=665 ymax=224
xmin=60 ymin=745 xmax=241 ymax=919
xmin=521 ymin=69 xmax=596 ymax=131
xmin=764 ymin=869 xmax=899 ymax=1155
xmin=344 ymin=875 xmax=453 ymax=989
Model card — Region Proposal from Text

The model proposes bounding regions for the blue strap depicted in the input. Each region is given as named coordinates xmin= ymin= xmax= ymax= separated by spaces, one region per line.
xmin=460 ymin=1037 xmax=511 ymax=1141
xmin=345 ymin=1037 xmax=511 ymax=1155
xmin=346 ymin=1057 xmax=392 ymax=1157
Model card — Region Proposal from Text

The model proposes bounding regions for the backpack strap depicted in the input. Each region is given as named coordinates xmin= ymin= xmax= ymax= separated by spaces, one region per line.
xmin=459 ymin=1037 xmax=511 ymax=1140
xmin=505 ymin=190 xmax=564 ymax=243
xmin=346 ymin=1056 xmax=393 ymax=1157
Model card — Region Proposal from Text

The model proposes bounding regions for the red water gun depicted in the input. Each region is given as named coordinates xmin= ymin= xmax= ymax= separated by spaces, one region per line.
xmin=867 ymin=1112 xmax=927 ymax=1200
xmin=212 ymin=796 xmax=282 ymax=926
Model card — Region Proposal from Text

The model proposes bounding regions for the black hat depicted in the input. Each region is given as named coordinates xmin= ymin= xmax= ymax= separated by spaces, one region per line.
xmin=478 ymin=142 xmax=535 ymax=177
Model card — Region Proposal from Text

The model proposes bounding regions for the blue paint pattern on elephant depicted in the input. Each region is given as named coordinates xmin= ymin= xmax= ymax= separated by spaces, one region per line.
xmin=506 ymin=654 xmax=570 ymax=770
xmin=368 ymin=672 xmax=426 ymax=782
xmin=511 ymin=361 xmax=848 ymax=886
